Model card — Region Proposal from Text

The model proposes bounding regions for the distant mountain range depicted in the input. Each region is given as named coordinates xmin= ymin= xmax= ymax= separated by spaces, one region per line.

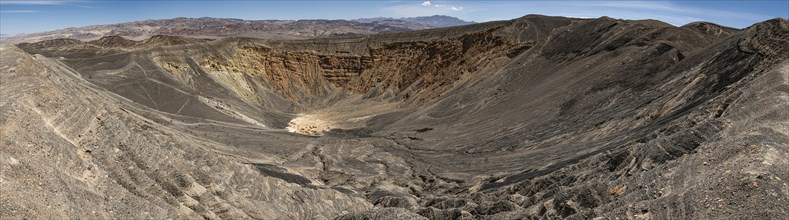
xmin=2 ymin=15 xmax=476 ymax=43
xmin=353 ymin=15 xmax=475 ymax=29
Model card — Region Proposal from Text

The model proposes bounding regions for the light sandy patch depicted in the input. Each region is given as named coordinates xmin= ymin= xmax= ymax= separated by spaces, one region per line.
xmin=287 ymin=114 xmax=334 ymax=136
xmin=286 ymin=97 xmax=400 ymax=136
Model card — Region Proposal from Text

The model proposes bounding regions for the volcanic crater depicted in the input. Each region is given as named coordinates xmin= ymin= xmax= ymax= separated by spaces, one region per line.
xmin=2 ymin=15 xmax=788 ymax=219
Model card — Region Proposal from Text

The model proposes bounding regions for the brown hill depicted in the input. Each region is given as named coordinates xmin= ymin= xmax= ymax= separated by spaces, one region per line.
xmin=89 ymin=35 xmax=138 ymax=47
xmin=16 ymin=35 xmax=211 ymax=58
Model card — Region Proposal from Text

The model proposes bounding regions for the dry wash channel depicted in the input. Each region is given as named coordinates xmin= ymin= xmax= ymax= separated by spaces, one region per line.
xmin=3 ymin=15 xmax=789 ymax=219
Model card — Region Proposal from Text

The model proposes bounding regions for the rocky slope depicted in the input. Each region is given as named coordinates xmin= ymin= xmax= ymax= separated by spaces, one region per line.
xmin=2 ymin=15 xmax=788 ymax=219
xmin=16 ymin=35 xmax=212 ymax=58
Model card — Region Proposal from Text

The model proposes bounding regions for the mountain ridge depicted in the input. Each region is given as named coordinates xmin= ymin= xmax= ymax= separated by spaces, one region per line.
xmin=353 ymin=15 xmax=476 ymax=28
xmin=2 ymin=15 xmax=475 ymax=43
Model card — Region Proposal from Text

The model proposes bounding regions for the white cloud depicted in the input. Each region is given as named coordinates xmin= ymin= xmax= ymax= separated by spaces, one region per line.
xmin=0 ymin=0 xmax=75 ymax=4
xmin=388 ymin=0 xmax=464 ymax=15
xmin=384 ymin=2 xmax=468 ymax=17
xmin=0 ymin=0 xmax=94 ymax=9
xmin=0 ymin=10 xmax=39 ymax=13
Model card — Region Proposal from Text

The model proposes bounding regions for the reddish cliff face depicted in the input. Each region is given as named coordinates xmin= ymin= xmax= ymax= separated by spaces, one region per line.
xmin=192 ymin=25 xmax=533 ymax=107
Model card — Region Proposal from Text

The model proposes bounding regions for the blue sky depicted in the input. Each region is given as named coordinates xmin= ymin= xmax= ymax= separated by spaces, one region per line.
xmin=1 ymin=0 xmax=787 ymax=35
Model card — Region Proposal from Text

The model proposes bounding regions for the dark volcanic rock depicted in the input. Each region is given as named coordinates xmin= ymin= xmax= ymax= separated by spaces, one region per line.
xmin=337 ymin=207 xmax=428 ymax=220
xmin=3 ymin=16 xmax=788 ymax=219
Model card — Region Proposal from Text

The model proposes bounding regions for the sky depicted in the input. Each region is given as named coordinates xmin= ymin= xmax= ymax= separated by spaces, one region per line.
xmin=1 ymin=0 xmax=787 ymax=35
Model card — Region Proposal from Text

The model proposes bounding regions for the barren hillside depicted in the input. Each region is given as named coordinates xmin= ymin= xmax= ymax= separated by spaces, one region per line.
xmin=1 ymin=15 xmax=787 ymax=219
